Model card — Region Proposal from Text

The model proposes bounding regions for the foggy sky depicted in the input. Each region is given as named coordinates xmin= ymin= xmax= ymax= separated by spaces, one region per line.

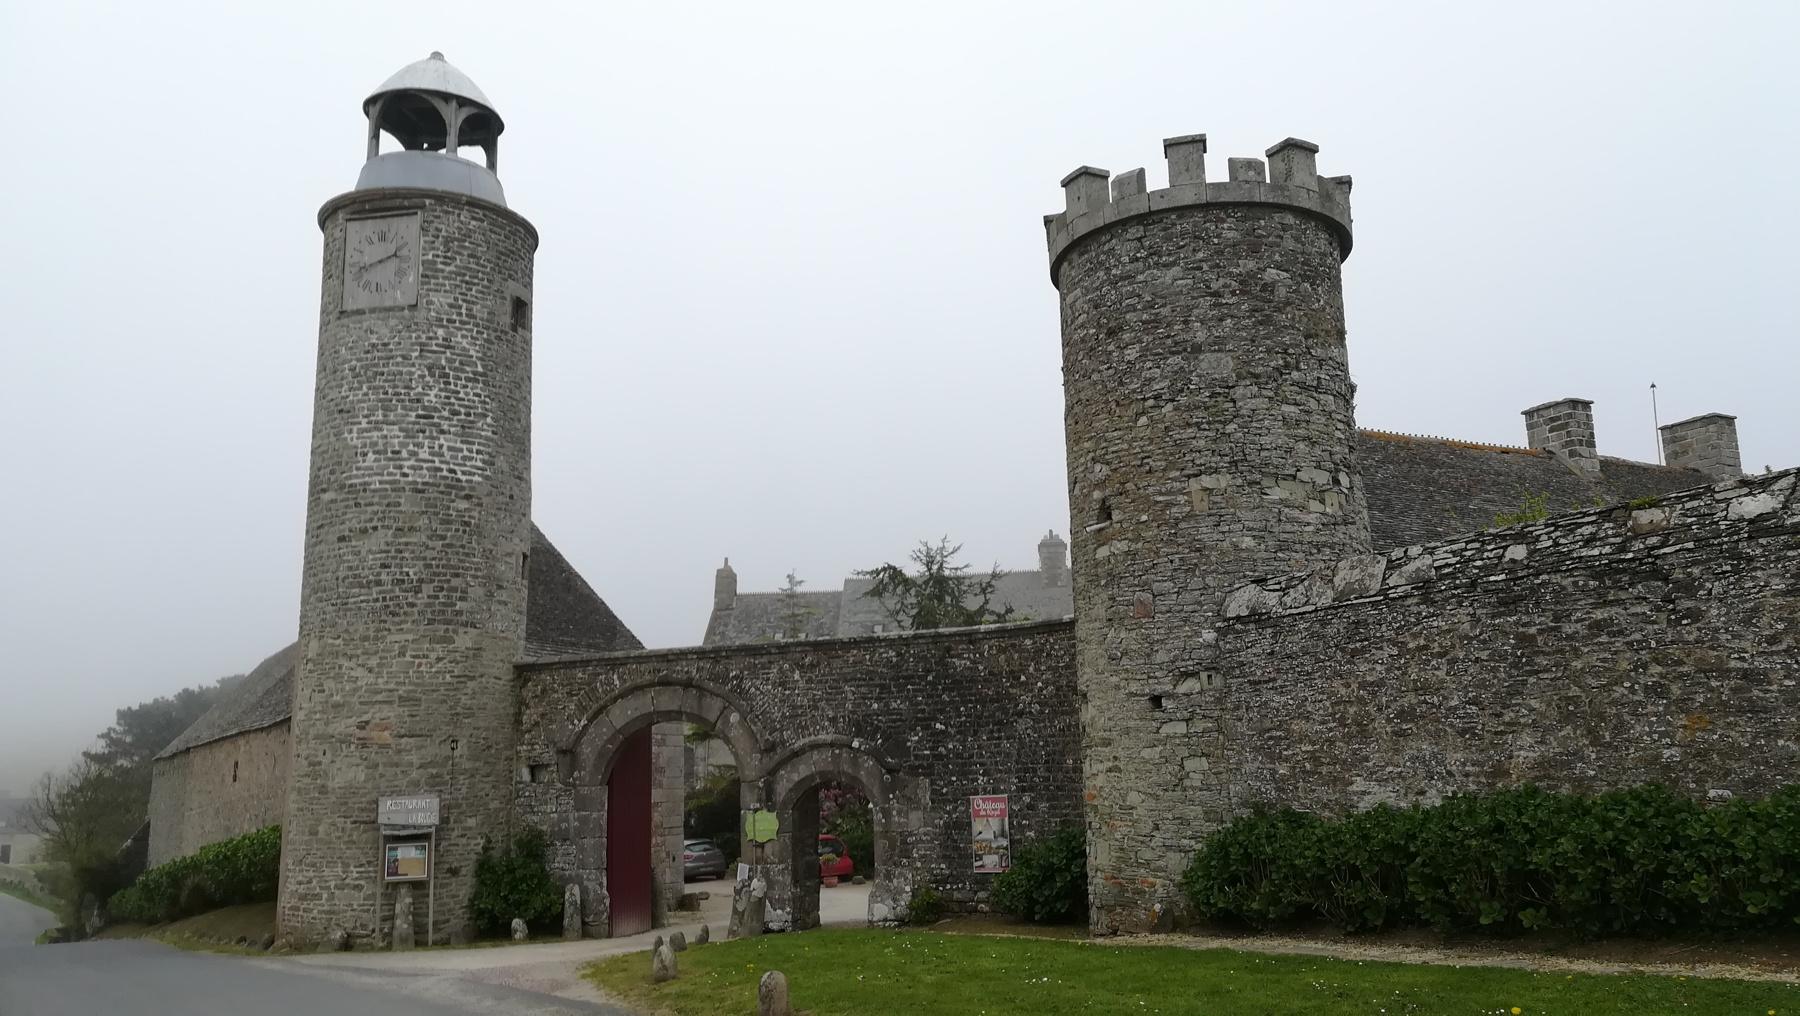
xmin=2 ymin=1 xmax=1795 ymax=795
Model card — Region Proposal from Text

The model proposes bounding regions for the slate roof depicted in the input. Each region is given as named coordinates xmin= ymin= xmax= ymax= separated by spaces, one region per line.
xmin=1355 ymin=431 xmax=1710 ymax=549
xmin=704 ymin=569 xmax=1075 ymax=646
xmin=704 ymin=433 xmax=1715 ymax=646
xmin=156 ymin=525 xmax=640 ymax=761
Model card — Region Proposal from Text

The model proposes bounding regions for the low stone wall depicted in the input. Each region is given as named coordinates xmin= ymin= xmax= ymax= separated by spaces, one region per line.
xmin=147 ymin=722 xmax=291 ymax=868
xmin=515 ymin=619 xmax=1082 ymax=927
xmin=1206 ymin=468 xmax=1799 ymax=814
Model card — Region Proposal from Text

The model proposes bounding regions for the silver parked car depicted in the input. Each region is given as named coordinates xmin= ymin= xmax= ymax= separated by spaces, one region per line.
xmin=683 ymin=838 xmax=728 ymax=881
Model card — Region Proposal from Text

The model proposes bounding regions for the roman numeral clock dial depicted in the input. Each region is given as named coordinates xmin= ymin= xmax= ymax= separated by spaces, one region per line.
xmin=342 ymin=213 xmax=420 ymax=310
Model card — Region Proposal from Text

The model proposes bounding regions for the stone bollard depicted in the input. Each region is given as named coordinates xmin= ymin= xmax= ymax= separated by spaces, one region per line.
xmin=563 ymin=883 xmax=582 ymax=941
xmin=669 ymin=930 xmax=687 ymax=952
xmin=392 ymin=885 xmax=416 ymax=951
xmin=758 ymin=970 xmax=791 ymax=1016
xmin=695 ymin=924 xmax=710 ymax=945
xmin=319 ymin=927 xmax=350 ymax=953
xmin=510 ymin=918 xmax=529 ymax=942
xmin=652 ymin=940 xmax=678 ymax=982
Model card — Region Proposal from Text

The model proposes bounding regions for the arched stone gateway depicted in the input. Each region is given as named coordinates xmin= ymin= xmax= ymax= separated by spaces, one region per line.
xmin=766 ymin=739 xmax=923 ymax=930
xmin=514 ymin=620 xmax=1082 ymax=937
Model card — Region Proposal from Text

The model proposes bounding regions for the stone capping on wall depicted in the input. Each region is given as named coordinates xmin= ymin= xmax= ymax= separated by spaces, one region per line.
xmin=514 ymin=615 xmax=1076 ymax=671
xmin=317 ymin=186 xmax=539 ymax=247
xmin=1219 ymin=467 xmax=1799 ymax=621
xmin=1044 ymin=135 xmax=1353 ymax=284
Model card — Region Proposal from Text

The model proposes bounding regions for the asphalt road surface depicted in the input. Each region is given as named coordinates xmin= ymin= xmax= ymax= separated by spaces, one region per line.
xmin=0 ymin=893 xmax=628 ymax=1016
xmin=0 ymin=891 xmax=57 ymax=947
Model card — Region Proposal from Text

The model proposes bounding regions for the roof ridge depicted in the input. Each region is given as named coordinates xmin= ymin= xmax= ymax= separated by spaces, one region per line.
xmin=1358 ymin=428 xmax=1538 ymax=455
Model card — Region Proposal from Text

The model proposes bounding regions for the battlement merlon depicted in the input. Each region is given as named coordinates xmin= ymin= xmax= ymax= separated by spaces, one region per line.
xmin=1044 ymin=135 xmax=1353 ymax=284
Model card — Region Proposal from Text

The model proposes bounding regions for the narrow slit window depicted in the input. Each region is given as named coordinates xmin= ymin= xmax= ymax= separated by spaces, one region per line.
xmin=511 ymin=295 xmax=531 ymax=333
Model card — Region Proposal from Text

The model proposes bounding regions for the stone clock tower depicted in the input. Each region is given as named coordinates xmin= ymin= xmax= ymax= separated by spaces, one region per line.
xmin=280 ymin=52 xmax=536 ymax=945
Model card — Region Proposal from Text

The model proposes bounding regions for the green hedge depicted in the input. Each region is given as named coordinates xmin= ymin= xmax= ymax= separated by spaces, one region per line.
xmin=1182 ymin=785 xmax=1800 ymax=937
xmin=108 ymin=825 xmax=281 ymax=924
xmin=993 ymin=828 xmax=1087 ymax=924
xmin=469 ymin=827 xmax=563 ymax=936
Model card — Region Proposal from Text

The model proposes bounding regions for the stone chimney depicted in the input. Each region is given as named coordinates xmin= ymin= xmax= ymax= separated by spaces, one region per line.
xmin=1037 ymin=531 xmax=1069 ymax=587
xmin=1523 ymin=398 xmax=1600 ymax=479
xmin=713 ymin=558 xmax=737 ymax=612
xmin=1659 ymin=413 xmax=1742 ymax=481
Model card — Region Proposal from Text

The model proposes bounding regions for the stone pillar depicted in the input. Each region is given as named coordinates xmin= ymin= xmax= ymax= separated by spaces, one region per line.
xmin=1046 ymin=134 xmax=1368 ymax=932
xmin=280 ymin=188 xmax=537 ymax=946
xmin=1523 ymin=398 xmax=1600 ymax=478
xmin=650 ymin=722 xmax=687 ymax=927
xmin=1660 ymin=413 xmax=1742 ymax=481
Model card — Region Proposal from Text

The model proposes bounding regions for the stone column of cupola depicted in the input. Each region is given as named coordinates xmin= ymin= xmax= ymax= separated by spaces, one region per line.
xmin=1046 ymin=135 xmax=1372 ymax=933
xmin=279 ymin=54 xmax=535 ymax=948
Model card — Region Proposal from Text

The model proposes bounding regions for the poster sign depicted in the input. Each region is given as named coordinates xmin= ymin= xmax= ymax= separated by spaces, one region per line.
xmin=744 ymin=809 xmax=779 ymax=844
xmin=970 ymin=795 xmax=1010 ymax=873
xmin=378 ymin=795 xmax=440 ymax=828
xmin=385 ymin=841 xmax=430 ymax=882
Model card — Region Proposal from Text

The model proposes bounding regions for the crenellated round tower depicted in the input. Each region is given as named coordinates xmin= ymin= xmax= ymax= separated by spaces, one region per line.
xmin=1046 ymin=135 xmax=1371 ymax=931
xmin=280 ymin=52 xmax=536 ymax=945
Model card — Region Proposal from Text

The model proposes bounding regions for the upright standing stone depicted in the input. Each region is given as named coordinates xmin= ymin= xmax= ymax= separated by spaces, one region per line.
xmin=695 ymin=923 xmax=710 ymax=945
xmin=279 ymin=52 xmax=537 ymax=947
xmin=1046 ymin=136 xmax=1368 ymax=932
xmin=510 ymin=917 xmax=529 ymax=942
xmin=669 ymin=930 xmax=687 ymax=952
xmin=728 ymin=874 xmax=767 ymax=939
xmin=758 ymin=970 xmax=791 ymax=1016
xmin=563 ymin=883 xmax=582 ymax=941
xmin=392 ymin=886 xmax=415 ymax=951
xmin=651 ymin=941 xmax=678 ymax=982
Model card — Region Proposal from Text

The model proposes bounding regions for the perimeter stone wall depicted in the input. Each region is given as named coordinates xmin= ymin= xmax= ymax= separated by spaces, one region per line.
xmin=1205 ymin=467 xmax=1800 ymax=823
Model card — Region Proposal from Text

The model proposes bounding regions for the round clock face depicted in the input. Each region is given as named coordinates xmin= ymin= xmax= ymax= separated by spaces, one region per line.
xmin=346 ymin=218 xmax=416 ymax=301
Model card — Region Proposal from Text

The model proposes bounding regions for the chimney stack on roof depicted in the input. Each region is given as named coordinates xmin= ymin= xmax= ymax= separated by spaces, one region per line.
xmin=713 ymin=558 xmax=737 ymax=612
xmin=1038 ymin=530 xmax=1069 ymax=588
xmin=1523 ymin=398 xmax=1600 ymax=479
xmin=1660 ymin=413 xmax=1742 ymax=481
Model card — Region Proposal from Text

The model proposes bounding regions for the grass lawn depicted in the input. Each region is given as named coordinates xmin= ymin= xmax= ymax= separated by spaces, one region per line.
xmin=585 ymin=928 xmax=1799 ymax=1016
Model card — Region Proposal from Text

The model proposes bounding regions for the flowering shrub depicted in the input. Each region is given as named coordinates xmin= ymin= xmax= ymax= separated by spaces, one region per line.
xmin=1182 ymin=785 xmax=1800 ymax=937
xmin=107 ymin=824 xmax=281 ymax=924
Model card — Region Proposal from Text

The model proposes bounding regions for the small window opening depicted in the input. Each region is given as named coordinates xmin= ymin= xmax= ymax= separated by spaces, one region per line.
xmin=510 ymin=295 xmax=531 ymax=333
xmin=232 ymin=760 xmax=239 ymax=783
xmin=1097 ymin=497 xmax=1113 ymax=524
xmin=529 ymin=763 xmax=551 ymax=784
xmin=520 ymin=551 xmax=529 ymax=579
xmin=1148 ymin=695 xmax=1165 ymax=711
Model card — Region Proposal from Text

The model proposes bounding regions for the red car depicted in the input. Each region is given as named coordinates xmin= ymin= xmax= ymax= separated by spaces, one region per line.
xmin=818 ymin=834 xmax=854 ymax=880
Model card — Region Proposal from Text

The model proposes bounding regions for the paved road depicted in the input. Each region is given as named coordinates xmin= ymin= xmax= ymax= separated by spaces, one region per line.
xmin=0 ymin=891 xmax=58 ymax=947
xmin=0 ymin=881 xmax=871 ymax=1014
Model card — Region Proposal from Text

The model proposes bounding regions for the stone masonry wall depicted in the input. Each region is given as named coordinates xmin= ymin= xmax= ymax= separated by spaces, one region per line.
xmin=1207 ymin=468 xmax=1799 ymax=816
xmin=147 ymin=723 xmax=290 ymax=869
xmin=281 ymin=188 xmax=537 ymax=946
xmin=514 ymin=620 xmax=1081 ymax=927
xmin=1048 ymin=140 xmax=1370 ymax=931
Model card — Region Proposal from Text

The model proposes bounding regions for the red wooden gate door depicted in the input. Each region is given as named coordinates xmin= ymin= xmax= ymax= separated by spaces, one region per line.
xmin=606 ymin=727 xmax=654 ymax=937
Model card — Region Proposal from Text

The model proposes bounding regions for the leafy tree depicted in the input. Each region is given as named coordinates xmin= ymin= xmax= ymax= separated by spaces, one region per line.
xmin=857 ymin=537 xmax=1014 ymax=631
xmin=776 ymin=570 xmax=816 ymax=641
xmin=23 ymin=675 xmax=239 ymax=923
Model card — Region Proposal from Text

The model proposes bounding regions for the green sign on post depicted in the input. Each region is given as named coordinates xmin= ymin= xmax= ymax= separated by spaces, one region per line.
xmin=744 ymin=808 xmax=779 ymax=844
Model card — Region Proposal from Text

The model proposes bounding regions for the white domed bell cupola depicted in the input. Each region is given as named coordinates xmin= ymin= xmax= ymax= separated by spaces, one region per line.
xmin=355 ymin=52 xmax=507 ymax=206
